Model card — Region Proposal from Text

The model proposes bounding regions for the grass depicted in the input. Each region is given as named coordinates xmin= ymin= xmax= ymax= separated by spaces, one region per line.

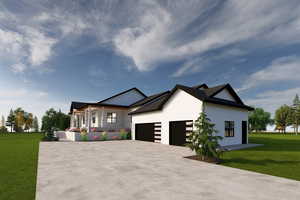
xmin=0 ymin=133 xmax=299 ymax=200
xmin=221 ymin=133 xmax=300 ymax=181
xmin=0 ymin=133 xmax=43 ymax=200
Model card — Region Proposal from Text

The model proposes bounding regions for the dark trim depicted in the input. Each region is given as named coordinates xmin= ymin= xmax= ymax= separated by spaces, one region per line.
xmin=80 ymin=103 xmax=129 ymax=109
xmin=209 ymin=84 xmax=244 ymax=105
xmin=129 ymin=83 xmax=253 ymax=115
xmin=98 ymin=87 xmax=147 ymax=104
xmin=205 ymin=98 xmax=254 ymax=111
xmin=193 ymin=83 xmax=208 ymax=89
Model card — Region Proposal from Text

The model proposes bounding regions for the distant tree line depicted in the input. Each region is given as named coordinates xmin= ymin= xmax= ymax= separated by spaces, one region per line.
xmin=0 ymin=107 xmax=70 ymax=134
xmin=1 ymin=108 xmax=39 ymax=133
xmin=249 ymin=94 xmax=300 ymax=134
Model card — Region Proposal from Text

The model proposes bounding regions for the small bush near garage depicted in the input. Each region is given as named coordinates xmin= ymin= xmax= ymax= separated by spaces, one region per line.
xmin=186 ymin=112 xmax=223 ymax=163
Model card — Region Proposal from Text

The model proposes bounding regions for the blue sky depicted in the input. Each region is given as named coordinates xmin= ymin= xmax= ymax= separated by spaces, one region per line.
xmin=1 ymin=0 xmax=300 ymax=121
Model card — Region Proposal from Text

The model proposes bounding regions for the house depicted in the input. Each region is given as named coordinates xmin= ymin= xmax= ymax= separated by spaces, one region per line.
xmin=69 ymin=83 xmax=253 ymax=146
xmin=129 ymin=83 xmax=253 ymax=146
xmin=69 ymin=88 xmax=147 ymax=132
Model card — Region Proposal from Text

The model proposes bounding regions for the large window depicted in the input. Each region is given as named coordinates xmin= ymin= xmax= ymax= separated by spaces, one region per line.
xmin=107 ymin=112 xmax=117 ymax=123
xmin=225 ymin=121 xmax=234 ymax=137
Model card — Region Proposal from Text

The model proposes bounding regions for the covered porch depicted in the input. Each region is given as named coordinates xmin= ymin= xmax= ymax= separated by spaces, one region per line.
xmin=70 ymin=105 xmax=131 ymax=132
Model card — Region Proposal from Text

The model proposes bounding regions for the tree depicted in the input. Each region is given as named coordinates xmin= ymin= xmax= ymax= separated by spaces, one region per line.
xmin=14 ymin=108 xmax=25 ymax=132
xmin=290 ymin=94 xmax=300 ymax=135
xmin=186 ymin=112 xmax=223 ymax=161
xmin=1 ymin=115 xmax=5 ymax=127
xmin=32 ymin=116 xmax=39 ymax=132
xmin=0 ymin=115 xmax=7 ymax=133
xmin=275 ymin=105 xmax=292 ymax=134
xmin=24 ymin=112 xmax=33 ymax=132
xmin=41 ymin=108 xmax=70 ymax=132
xmin=0 ymin=126 xmax=7 ymax=133
xmin=6 ymin=109 xmax=15 ymax=133
xmin=249 ymin=108 xmax=273 ymax=132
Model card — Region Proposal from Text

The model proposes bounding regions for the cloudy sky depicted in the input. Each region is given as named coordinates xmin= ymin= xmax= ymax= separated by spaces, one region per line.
xmin=1 ymin=0 xmax=300 ymax=122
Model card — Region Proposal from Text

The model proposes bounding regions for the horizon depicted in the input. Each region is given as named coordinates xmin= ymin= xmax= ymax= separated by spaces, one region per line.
xmin=1 ymin=0 xmax=300 ymax=128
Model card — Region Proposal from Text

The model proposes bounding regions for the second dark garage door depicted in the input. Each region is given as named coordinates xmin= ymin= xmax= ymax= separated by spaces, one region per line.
xmin=169 ymin=120 xmax=193 ymax=146
xmin=135 ymin=123 xmax=155 ymax=142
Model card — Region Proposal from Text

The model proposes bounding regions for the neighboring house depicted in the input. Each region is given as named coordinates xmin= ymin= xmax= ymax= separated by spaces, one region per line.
xmin=69 ymin=83 xmax=253 ymax=146
xmin=69 ymin=88 xmax=146 ymax=131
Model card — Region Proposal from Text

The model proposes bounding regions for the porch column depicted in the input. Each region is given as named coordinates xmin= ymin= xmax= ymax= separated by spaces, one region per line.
xmin=101 ymin=107 xmax=105 ymax=128
xmin=97 ymin=110 xmax=101 ymax=128
xmin=87 ymin=106 xmax=92 ymax=132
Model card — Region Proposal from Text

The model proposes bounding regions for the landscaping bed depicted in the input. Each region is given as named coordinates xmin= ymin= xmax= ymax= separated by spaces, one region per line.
xmin=184 ymin=155 xmax=220 ymax=164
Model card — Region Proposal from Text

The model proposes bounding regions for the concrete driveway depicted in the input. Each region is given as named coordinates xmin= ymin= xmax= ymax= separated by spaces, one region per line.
xmin=36 ymin=141 xmax=300 ymax=200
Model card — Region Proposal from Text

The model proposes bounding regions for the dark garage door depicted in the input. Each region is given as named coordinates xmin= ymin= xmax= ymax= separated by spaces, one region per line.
xmin=169 ymin=120 xmax=193 ymax=146
xmin=135 ymin=123 xmax=154 ymax=142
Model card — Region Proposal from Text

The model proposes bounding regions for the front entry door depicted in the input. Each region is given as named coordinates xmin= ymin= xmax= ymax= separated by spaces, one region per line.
xmin=242 ymin=121 xmax=247 ymax=144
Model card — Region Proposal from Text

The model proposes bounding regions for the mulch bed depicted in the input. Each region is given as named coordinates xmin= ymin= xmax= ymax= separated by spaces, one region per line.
xmin=184 ymin=155 xmax=221 ymax=164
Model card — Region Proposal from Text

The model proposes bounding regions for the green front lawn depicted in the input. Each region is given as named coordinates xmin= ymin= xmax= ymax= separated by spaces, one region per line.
xmin=221 ymin=133 xmax=300 ymax=181
xmin=0 ymin=133 xmax=43 ymax=200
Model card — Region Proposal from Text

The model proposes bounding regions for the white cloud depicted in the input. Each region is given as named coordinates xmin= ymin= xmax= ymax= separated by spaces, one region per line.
xmin=171 ymin=57 xmax=205 ymax=78
xmin=23 ymin=27 xmax=58 ymax=66
xmin=240 ymin=56 xmax=300 ymax=91
xmin=0 ymin=29 xmax=25 ymax=60
xmin=2 ymin=0 xmax=300 ymax=75
xmin=0 ymin=26 xmax=57 ymax=72
xmin=113 ymin=0 xmax=300 ymax=72
xmin=246 ymin=87 xmax=300 ymax=116
xmin=10 ymin=63 xmax=27 ymax=73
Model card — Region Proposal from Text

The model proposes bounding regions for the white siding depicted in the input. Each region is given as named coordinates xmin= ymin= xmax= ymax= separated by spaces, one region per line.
xmin=204 ymin=103 xmax=248 ymax=146
xmin=214 ymin=89 xmax=236 ymax=102
xmin=132 ymin=89 xmax=249 ymax=146
xmin=102 ymin=89 xmax=145 ymax=106
xmin=132 ymin=89 xmax=202 ymax=145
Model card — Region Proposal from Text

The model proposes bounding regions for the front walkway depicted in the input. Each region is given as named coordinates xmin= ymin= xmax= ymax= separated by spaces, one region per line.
xmin=36 ymin=141 xmax=300 ymax=200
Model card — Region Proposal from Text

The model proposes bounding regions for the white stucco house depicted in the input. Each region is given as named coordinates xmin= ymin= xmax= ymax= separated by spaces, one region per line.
xmin=69 ymin=83 xmax=253 ymax=146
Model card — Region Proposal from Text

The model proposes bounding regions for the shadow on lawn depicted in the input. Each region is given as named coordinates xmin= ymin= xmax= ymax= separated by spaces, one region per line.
xmin=222 ymin=158 xmax=300 ymax=166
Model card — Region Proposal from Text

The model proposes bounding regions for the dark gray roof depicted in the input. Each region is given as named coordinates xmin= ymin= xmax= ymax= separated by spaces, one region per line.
xmin=129 ymin=84 xmax=253 ymax=115
xmin=130 ymin=91 xmax=170 ymax=107
xmin=98 ymin=87 xmax=146 ymax=104
xmin=70 ymin=88 xmax=147 ymax=114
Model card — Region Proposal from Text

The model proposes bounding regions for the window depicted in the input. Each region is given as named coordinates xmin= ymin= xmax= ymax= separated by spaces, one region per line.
xmin=82 ymin=115 xmax=85 ymax=124
xmin=225 ymin=121 xmax=234 ymax=137
xmin=107 ymin=112 xmax=117 ymax=123
xmin=92 ymin=112 xmax=96 ymax=124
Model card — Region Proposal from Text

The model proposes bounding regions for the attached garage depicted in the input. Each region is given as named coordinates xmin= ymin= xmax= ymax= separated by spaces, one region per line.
xmin=169 ymin=120 xmax=193 ymax=146
xmin=135 ymin=122 xmax=162 ymax=143
xmin=135 ymin=123 xmax=154 ymax=142
xmin=130 ymin=83 xmax=253 ymax=146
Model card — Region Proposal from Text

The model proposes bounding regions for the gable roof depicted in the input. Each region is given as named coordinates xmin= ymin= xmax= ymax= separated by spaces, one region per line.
xmin=130 ymin=91 xmax=170 ymax=107
xmin=70 ymin=88 xmax=147 ymax=114
xmin=203 ymin=84 xmax=244 ymax=104
xmin=192 ymin=83 xmax=209 ymax=89
xmin=70 ymin=101 xmax=88 ymax=113
xmin=129 ymin=83 xmax=253 ymax=115
xmin=98 ymin=87 xmax=147 ymax=104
